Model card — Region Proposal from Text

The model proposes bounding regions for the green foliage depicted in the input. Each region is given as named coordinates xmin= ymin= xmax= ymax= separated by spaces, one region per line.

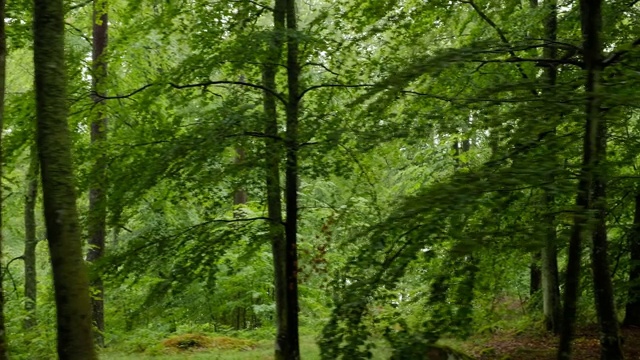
xmin=1 ymin=0 xmax=640 ymax=358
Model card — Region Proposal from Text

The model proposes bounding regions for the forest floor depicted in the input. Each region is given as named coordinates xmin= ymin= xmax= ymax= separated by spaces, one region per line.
xmin=100 ymin=334 xmax=392 ymax=360
xmin=101 ymin=326 xmax=640 ymax=359
xmin=464 ymin=325 xmax=640 ymax=360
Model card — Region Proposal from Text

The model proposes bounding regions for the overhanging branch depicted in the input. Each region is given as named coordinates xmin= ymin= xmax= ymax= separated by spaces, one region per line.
xmin=603 ymin=37 xmax=640 ymax=67
xmin=93 ymin=80 xmax=286 ymax=105
xmin=299 ymin=83 xmax=376 ymax=99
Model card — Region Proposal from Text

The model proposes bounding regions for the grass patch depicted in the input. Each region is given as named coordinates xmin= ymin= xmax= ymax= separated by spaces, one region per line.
xmin=101 ymin=334 xmax=392 ymax=359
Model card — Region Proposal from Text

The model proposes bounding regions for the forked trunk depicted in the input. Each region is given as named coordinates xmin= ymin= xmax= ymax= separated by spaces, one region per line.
xmin=558 ymin=0 xmax=622 ymax=358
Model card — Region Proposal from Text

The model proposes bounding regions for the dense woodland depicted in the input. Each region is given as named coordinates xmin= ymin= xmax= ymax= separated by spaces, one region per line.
xmin=0 ymin=0 xmax=638 ymax=359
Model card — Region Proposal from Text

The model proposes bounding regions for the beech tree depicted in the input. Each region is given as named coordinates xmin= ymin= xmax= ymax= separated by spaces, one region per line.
xmin=86 ymin=0 xmax=109 ymax=347
xmin=23 ymin=145 xmax=38 ymax=330
xmin=33 ymin=0 xmax=96 ymax=357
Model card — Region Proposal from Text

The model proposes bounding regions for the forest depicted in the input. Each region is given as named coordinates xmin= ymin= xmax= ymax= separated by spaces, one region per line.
xmin=0 ymin=0 xmax=638 ymax=359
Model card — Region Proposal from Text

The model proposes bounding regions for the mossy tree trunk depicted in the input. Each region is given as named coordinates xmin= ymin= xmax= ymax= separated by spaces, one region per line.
xmin=0 ymin=0 xmax=8 ymax=356
xmin=24 ymin=145 xmax=39 ymax=330
xmin=33 ymin=0 xmax=97 ymax=358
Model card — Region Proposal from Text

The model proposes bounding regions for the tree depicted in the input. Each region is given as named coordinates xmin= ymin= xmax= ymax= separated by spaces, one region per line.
xmin=583 ymin=0 xmax=623 ymax=357
xmin=23 ymin=144 xmax=38 ymax=330
xmin=261 ymin=0 xmax=289 ymax=358
xmin=539 ymin=0 xmax=561 ymax=334
xmin=87 ymin=0 xmax=109 ymax=347
xmin=0 ymin=0 xmax=8 ymax=356
xmin=284 ymin=0 xmax=302 ymax=357
xmin=558 ymin=0 xmax=623 ymax=358
xmin=624 ymin=194 xmax=640 ymax=326
xmin=33 ymin=0 xmax=97 ymax=357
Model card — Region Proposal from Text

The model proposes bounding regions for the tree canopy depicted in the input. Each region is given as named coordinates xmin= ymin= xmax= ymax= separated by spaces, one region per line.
xmin=0 ymin=0 xmax=639 ymax=359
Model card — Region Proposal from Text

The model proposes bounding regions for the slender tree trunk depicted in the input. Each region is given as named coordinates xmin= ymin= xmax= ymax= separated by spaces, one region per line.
xmin=530 ymin=252 xmax=542 ymax=296
xmin=624 ymin=194 xmax=640 ymax=326
xmin=591 ymin=125 xmax=623 ymax=359
xmin=262 ymin=0 xmax=288 ymax=358
xmin=591 ymin=83 xmax=623 ymax=360
xmin=579 ymin=0 xmax=623 ymax=357
xmin=87 ymin=0 xmax=109 ymax=348
xmin=234 ymin=148 xmax=248 ymax=206
xmin=556 ymin=84 xmax=592 ymax=360
xmin=0 ymin=0 xmax=8 ymax=356
xmin=540 ymin=0 xmax=561 ymax=334
xmin=24 ymin=145 xmax=39 ymax=330
xmin=284 ymin=0 xmax=301 ymax=357
xmin=541 ymin=190 xmax=561 ymax=333
xmin=558 ymin=0 xmax=616 ymax=358
xmin=33 ymin=0 xmax=97 ymax=357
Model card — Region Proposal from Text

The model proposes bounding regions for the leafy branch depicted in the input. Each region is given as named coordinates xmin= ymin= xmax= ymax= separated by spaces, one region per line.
xmin=92 ymin=80 xmax=286 ymax=104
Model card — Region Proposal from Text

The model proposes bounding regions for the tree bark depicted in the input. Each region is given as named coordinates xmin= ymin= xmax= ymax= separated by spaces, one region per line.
xmin=0 ymin=0 xmax=8 ymax=356
xmin=590 ymin=80 xmax=623 ymax=360
xmin=624 ymin=194 xmax=640 ymax=326
xmin=541 ymin=191 xmax=561 ymax=333
xmin=581 ymin=0 xmax=623 ymax=357
xmin=87 ymin=0 xmax=109 ymax=348
xmin=558 ymin=0 xmax=622 ymax=359
xmin=540 ymin=0 xmax=561 ymax=334
xmin=284 ymin=0 xmax=301 ymax=357
xmin=262 ymin=0 xmax=288 ymax=358
xmin=530 ymin=252 xmax=542 ymax=296
xmin=233 ymin=148 xmax=248 ymax=206
xmin=591 ymin=123 xmax=623 ymax=359
xmin=33 ymin=0 xmax=97 ymax=357
xmin=24 ymin=145 xmax=39 ymax=330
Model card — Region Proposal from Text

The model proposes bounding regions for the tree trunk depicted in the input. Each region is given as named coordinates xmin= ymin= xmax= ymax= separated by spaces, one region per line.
xmin=33 ymin=0 xmax=97 ymax=357
xmin=624 ymin=194 xmax=640 ymax=326
xmin=590 ymin=82 xmax=623 ymax=360
xmin=234 ymin=148 xmax=248 ymax=206
xmin=591 ymin=129 xmax=623 ymax=359
xmin=558 ymin=0 xmax=620 ymax=359
xmin=262 ymin=0 xmax=288 ymax=358
xmin=87 ymin=0 xmax=109 ymax=348
xmin=530 ymin=252 xmax=542 ymax=296
xmin=541 ymin=191 xmax=561 ymax=333
xmin=284 ymin=0 xmax=301 ymax=357
xmin=24 ymin=145 xmax=39 ymax=330
xmin=541 ymin=0 xmax=561 ymax=334
xmin=581 ymin=0 xmax=623 ymax=357
xmin=0 ymin=0 xmax=8 ymax=355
